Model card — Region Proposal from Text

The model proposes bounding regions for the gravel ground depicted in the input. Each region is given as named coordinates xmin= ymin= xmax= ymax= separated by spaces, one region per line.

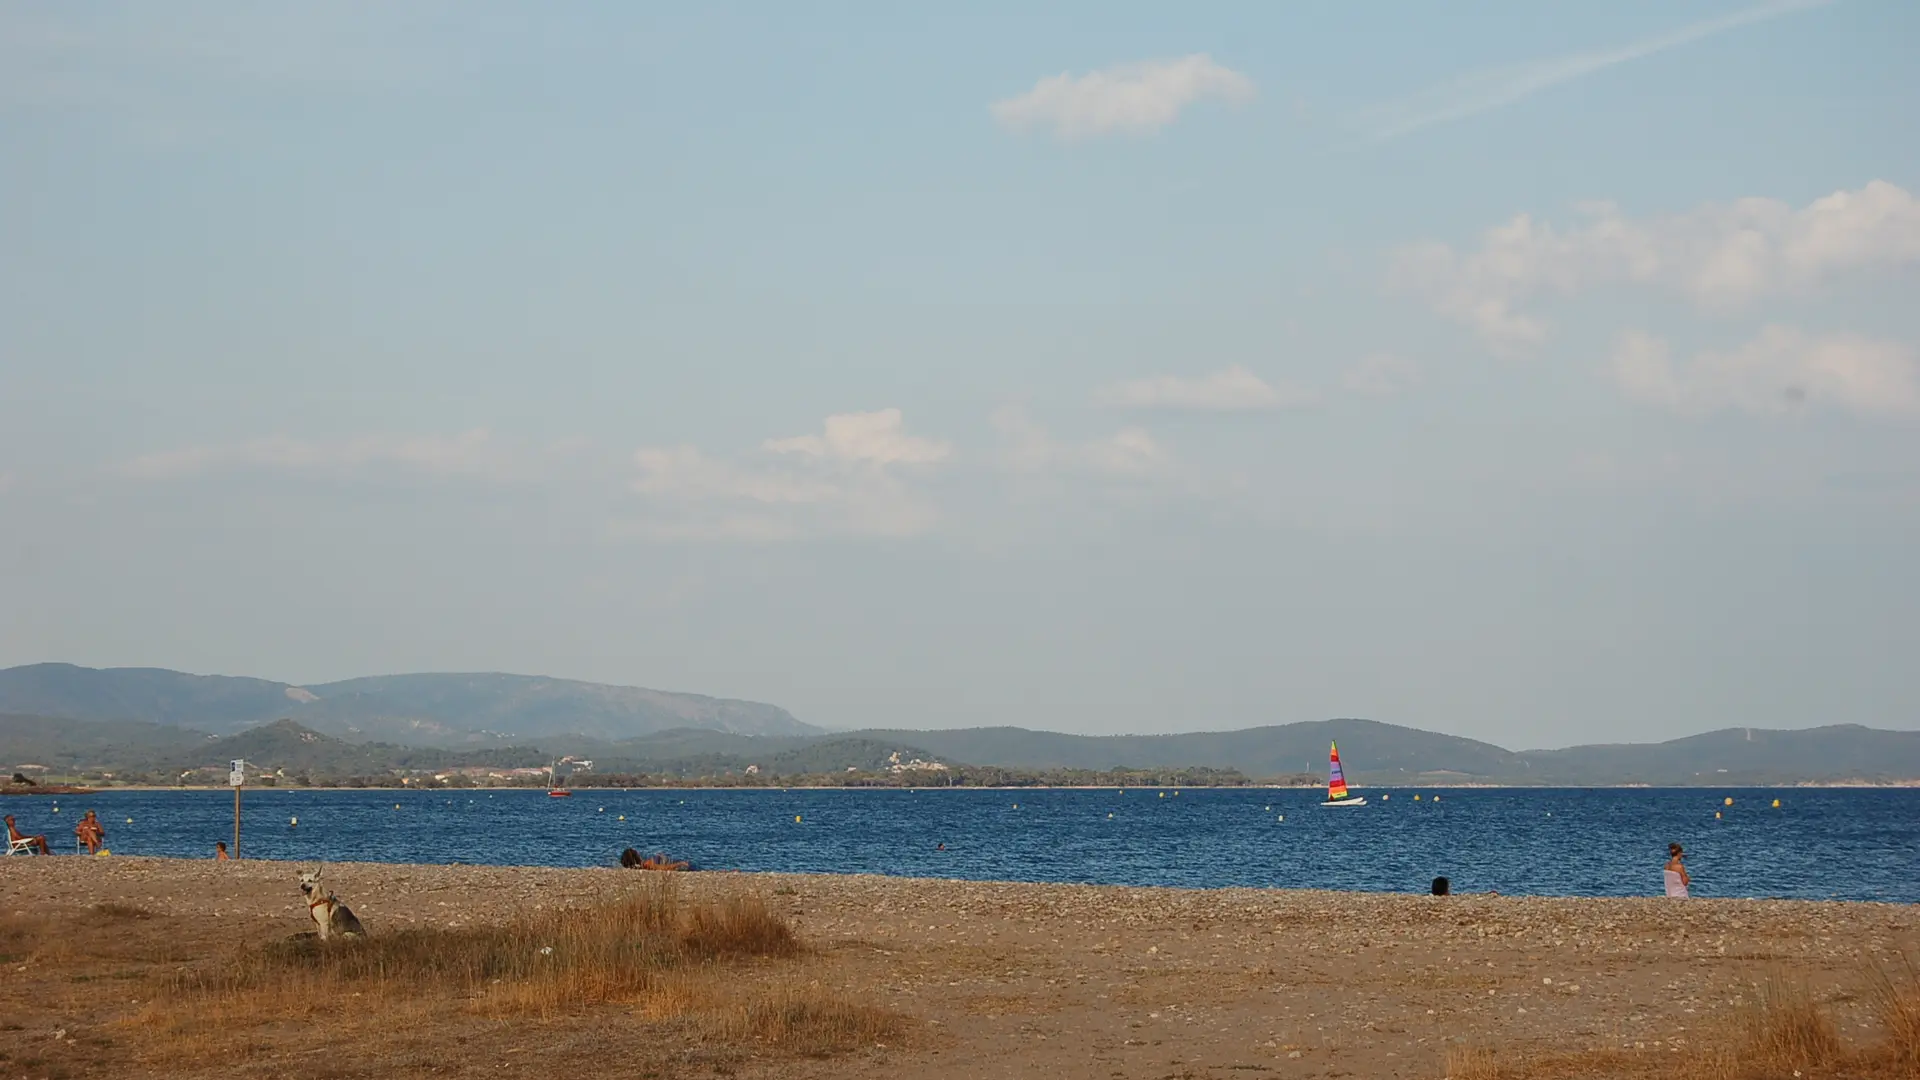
xmin=2 ymin=856 xmax=1916 ymax=1078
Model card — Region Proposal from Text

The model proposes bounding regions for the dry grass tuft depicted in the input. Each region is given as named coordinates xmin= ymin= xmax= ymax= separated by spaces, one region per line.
xmin=1866 ymin=952 xmax=1920 ymax=1072
xmin=681 ymin=891 xmax=800 ymax=960
xmin=122 ymin=877 xmax=896 ymax=1070
xmin=1444 ymin=1043 xmax=1500 ymax=1079
xmin=88 ymin=901 xmax=153 ymax=920
xmin=1445 ymin=966 xmax=1920 ymax=1080
xmin=1732 ymin=974 xmax=1844 ymax=1074
xmin=716 ymin=981 xmax=901 ymax=1056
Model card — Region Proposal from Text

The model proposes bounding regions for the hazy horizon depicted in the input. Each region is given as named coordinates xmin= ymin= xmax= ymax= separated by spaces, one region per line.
xmin=4 ymin=2 xmax=1917 ymax=748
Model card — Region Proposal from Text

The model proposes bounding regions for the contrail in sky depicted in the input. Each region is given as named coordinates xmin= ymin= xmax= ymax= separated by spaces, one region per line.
xmin=1355 ymin=0 xmax=1837 ymax=142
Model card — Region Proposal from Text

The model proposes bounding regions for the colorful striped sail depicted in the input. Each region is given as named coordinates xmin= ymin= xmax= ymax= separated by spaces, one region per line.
xmin=1327 ymin=741 xmax=1350 ymax=801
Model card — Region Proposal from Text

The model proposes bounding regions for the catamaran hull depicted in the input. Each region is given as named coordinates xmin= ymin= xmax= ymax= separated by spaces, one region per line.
xmin=1320 ymin=797 xmax=1367 ymax=807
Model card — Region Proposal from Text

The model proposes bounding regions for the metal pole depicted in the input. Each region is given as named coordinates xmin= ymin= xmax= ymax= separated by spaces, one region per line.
xmin=234 ymin=785 xmax=241 ymax=859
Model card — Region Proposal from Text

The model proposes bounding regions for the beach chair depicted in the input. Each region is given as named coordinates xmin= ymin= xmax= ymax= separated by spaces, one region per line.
xmin=6 ymin=817 xmax=47 ymax=855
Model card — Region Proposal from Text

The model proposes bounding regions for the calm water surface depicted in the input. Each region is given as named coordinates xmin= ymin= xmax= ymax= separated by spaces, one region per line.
xmin=15 ymin=787 xmax=1918 ymax=903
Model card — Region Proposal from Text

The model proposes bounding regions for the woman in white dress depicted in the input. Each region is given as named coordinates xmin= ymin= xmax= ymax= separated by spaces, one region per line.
xmin=1663 ymin=842 xmax=1691 ymax=898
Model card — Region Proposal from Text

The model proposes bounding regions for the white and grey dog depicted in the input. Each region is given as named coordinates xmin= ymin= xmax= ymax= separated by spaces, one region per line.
xmin=298 ymin=866 xmax=366 ymax=940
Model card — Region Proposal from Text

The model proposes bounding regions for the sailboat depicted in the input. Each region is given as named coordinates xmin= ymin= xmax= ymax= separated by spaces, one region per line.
xmin=546 ymin=762 xmax=571 ymax=798
xmin=1320 ymin=741 xmax=1367 ymax=807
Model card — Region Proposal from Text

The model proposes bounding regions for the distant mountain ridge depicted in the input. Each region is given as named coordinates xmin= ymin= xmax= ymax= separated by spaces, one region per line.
xmin=0 ymin=664 xmax=820 ymax=744
xmin=3 ymin=664 xmax=1916 ymax=784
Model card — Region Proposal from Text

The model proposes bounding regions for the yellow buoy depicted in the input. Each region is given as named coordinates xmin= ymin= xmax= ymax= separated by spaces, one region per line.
xmin=794 ymin=815 xmax=802 ymax=823
xmin=1772 ymin=799 xmax=1781 ymax=808
xmin=1433 ymin=795 xmax=1441 ymax=803
xmin=395 ymin=804 xmax=401 ymax=810
xmin=1012 ymin=803 xmax=1019 ymax=810
xmin=1173 ymin=790 xmax=1180 ymax=796
xmin=1158 ymin=792 xmax=1165 ymax=798
xmin=597 ymin=807 xmax=604 ymax=813
xmin=125 ymin=818 xmax=133 ymax=824
xmin=1107 ymin=813 xmax=1114 ymax=819
xmin=290 ymin=816 xmax=298 ymax=826
xmin=618 ymin=815 xmax=626 ymax=821
xmin=1715 ymin=811 xmax=1723 ymax=819
xmin=1413 ymin=794 xmax=1421 ymax=801
xmin=1277 ymin=814 xmax=1285 ymax=822
xmin=1724 ymin=797 xmax=1734 ymax=806
xmin=1382 ymin=794 xmax=1390 ymax=801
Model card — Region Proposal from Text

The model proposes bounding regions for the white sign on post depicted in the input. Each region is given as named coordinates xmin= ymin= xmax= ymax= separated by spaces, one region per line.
xmin=229 ymin=759 xmax=246 ymax=787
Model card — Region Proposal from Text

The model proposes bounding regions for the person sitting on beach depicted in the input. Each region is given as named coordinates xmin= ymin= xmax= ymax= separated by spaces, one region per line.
xmin=75 ymin=810 xmax=106 ymax=855
xmin=215 ymin=841 xmax=230 ymax=862
xmin=620 ymin=847 xmax=642 ymax=868
xmin=5 ymin=814 xmax=52 ymax=855
xmin=1664 ymin=842 xmax=1690 ymax=898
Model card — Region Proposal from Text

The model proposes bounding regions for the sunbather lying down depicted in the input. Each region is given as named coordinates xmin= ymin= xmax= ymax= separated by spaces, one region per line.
xmin=619 ymin=847 xmax=690 ymax=871
xmin=6 ymin=815 xmax=52 ymax=855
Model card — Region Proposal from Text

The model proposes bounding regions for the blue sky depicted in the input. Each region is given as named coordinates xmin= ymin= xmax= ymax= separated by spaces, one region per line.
xmin=3 ymin=1 xmax=1916 ymax=746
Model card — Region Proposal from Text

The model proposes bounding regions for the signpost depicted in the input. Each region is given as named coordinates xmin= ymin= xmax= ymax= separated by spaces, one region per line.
xmin=229 ymin=759 xmax=245 ymax=859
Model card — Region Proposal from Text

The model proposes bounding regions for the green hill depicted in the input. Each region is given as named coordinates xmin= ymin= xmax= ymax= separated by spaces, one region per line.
xmin=833 ymin=719 xmax=1525 ymax=782
xmin=0 ymin=712 xmax=208 ymax=772
xmin=1520 ymin=725 xmax=1920 ymax=785
xmin=0 ymin=664 xmax=820 ymax=744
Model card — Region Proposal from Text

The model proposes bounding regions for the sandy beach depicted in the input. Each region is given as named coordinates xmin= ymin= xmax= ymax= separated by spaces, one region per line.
xmin=2 ymin=857 xmax=1915 ymax=1079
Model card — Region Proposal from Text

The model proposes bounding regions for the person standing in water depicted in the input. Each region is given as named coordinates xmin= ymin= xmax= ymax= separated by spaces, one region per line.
xmin=1664 ymin=842 xmax=1690 ymax=898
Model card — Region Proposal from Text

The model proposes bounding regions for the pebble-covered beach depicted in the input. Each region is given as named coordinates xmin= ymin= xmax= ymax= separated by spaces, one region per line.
xmin=3 ymin=857 xmax=1916 ymax=1078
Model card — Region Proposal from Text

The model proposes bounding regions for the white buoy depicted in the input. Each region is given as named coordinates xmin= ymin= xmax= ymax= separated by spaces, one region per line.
xmin=290 ymin=816 xmax=298 ymax=826
xmin=1277 ymin=815 xmax=1285 ymax=822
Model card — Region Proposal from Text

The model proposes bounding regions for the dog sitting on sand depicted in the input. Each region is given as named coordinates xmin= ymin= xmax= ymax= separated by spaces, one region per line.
xmin=298 ymin=867 xmax=366 ymax=940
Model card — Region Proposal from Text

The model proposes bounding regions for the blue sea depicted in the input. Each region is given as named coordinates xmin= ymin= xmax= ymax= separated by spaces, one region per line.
xmin=15 ymin=787 xmax=1918 ymax=903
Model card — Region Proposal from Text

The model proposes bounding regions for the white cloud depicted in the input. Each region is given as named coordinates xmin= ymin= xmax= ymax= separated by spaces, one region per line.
xmin=1394 ymin=181 xmax=1920 ymax=351
xmin=760 ymin=408 xmax=951 ymax=465
xmin=628 ymin=411 xmax=948 ymax=542
xmin=115 ymin=429 xmax=529 ymax=481
xmin=991 ymin=54 xmax=1254 ymax=140
xmin=1355 ymin=0 xmax=1833 ymax=142
xmin=989 ymin=404 xmax=1168 ymax=477
xmin=1612 ymin=326 xmax=1920 ymax=418
xmin=1093 ymin=366 xmax=1312 ymax=411
xmin=1343 ymin=353 xmax=1422 ymax=397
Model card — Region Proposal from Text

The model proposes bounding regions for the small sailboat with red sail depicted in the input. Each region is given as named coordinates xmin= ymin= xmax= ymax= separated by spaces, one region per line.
xmin=1320 ymin=741 xmax=1366 ymax=807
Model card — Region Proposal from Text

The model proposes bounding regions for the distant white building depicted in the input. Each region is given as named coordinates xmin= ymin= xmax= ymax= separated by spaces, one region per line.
xmin=884 ymin=750 xmax=949 ymax=773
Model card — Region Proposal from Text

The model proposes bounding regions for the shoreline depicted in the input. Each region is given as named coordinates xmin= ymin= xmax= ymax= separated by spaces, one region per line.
xmin=50 ymin=780 xmax=1920 ymax=792
xmin=14 ymin=851 xmax=1917 ymax=906
xmin=56 ymin=855 xmax=1920 ymax=908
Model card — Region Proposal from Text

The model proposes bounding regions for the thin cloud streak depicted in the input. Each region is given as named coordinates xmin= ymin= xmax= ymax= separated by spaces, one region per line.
xmin=1356 ymin=0 xmax=1835 ymax=142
